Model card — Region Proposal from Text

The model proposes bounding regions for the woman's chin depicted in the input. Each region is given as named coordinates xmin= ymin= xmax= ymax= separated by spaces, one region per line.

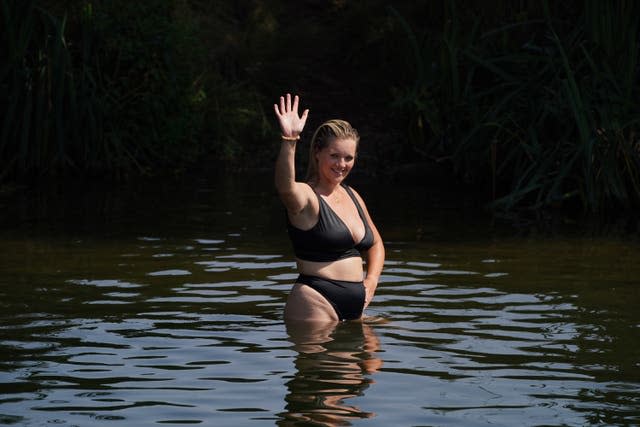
xmin=332 ymin=175 xmax=347 ymax=184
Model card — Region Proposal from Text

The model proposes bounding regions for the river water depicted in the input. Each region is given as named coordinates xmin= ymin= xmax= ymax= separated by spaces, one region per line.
xmin=1 ymin=172 xmax=639 ymax=426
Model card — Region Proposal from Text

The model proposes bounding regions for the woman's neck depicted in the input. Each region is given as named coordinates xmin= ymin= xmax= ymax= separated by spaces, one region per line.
xmin=311 ymin=179 xmax=342 ymax=196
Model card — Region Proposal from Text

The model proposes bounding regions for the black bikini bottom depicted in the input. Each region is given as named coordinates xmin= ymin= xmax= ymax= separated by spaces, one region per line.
xmin=296 ymin=274 xmax=365 ymax=321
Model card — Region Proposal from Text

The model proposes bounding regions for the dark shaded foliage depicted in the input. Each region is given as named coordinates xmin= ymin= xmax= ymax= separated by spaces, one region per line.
xmin=1 ymin=0 xmax=639 ymax=215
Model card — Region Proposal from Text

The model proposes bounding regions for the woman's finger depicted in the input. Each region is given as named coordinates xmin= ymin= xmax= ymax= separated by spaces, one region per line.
xmin=300 ymin=108 xmax=309 ymax=126
xmin=285 ymin=93 xmax=291 ymax=112
xmin=292 ymin=95 xmax=299 ymax=114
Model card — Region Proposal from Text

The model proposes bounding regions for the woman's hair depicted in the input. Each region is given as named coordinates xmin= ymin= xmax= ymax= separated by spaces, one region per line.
xmin=305 ymin=119 xmax=360 ymax=182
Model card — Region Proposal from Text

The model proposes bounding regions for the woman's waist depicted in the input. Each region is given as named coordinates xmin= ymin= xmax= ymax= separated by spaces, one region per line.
xmin=296 ymin=257 xmax=364 ymax=282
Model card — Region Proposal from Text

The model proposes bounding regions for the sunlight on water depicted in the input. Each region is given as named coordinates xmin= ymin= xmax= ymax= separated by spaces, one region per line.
xmin=1 ymin=177 xmax=639 ymax=426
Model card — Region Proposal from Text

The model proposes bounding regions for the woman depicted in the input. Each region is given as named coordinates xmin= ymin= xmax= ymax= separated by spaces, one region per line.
xmin=274 ymin=93 xmax=385 ymax=322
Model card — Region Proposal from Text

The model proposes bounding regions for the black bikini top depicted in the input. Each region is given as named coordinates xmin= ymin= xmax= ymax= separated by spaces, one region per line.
xmin=286 ymin=184 xmax=375 ymax=262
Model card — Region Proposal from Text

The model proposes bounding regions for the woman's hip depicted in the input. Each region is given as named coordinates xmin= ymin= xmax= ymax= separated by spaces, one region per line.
xmin=294 ymin=274 xmax=365 ymax=320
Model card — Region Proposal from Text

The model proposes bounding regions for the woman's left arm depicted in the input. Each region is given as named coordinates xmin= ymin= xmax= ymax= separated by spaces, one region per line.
xmin=351 ymin=188 xmax=385 ymax=309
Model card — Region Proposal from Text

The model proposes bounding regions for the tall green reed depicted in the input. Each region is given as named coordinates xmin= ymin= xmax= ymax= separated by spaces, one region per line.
xmin=1 ymin=1 xmax=75 ymax=179
xmin=389 ymin=0 xmax=640 ymax=214
xmin=0 ymin=0 xmax=208 ymax=183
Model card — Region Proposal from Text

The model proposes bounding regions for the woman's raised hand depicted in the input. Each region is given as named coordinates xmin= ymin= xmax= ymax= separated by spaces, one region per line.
xmin=274 ymin=93 xmax=309 ymax=138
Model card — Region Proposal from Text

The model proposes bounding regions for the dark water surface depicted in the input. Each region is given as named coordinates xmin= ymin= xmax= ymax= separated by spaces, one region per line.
xmin=1 ymin=173 xmax=639 ymax=426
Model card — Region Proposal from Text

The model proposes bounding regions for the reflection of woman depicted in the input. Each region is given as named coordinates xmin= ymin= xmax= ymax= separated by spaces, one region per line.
xmin=279 ymin=320 xmax=383 ymax=426
xmin=274 ymin=93 xmax=385 ymax=322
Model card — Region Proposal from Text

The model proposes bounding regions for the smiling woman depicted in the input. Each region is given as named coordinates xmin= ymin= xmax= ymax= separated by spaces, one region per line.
xmin=273 ymin=93 xmax=385 ymax=323
xmin=305 ymin=119 xmax=360 ymax=183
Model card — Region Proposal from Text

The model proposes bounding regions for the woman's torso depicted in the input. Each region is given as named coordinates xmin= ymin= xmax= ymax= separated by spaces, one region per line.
xmin=287 ymin=184 xmax=372 ymax=282
xmin=297 ymin=257 xmax=364 ymax=282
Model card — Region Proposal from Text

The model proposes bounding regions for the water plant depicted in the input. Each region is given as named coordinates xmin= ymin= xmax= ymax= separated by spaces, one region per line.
xmin=389 ymin=0 xmax=640 ymax=214
xmin=2 ymin=0 xmax=638 ymax=219
xmin=0 ymin=0 xmax=208 ymax=181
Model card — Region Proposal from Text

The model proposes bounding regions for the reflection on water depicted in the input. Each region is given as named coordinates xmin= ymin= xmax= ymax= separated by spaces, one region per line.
xmin=281 ymin=320 xmax=382 ymax=426
xmin=0 ymin=173 xmax=639 ymax=426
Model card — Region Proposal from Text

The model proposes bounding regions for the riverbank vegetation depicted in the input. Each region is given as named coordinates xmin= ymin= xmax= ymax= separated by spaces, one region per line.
xmin=2 ymin=0 xmax=639 ymax=217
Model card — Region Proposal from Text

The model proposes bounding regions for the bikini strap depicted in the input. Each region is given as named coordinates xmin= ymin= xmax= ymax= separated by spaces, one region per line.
xmin=342 ymin=185 xmax=366 ymax=219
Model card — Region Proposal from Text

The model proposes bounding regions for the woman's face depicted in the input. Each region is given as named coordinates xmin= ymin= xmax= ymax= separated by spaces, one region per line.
xmin=316 ymin=138 xmax=357 ymax=184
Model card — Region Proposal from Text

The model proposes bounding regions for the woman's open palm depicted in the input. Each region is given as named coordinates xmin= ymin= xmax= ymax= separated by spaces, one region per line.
xmin=274 ymin=93 xmax=309 ymax=138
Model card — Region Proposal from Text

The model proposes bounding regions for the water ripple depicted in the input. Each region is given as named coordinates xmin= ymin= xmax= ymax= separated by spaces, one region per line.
xmin=2 ymin=237 xmax=639 ymax=426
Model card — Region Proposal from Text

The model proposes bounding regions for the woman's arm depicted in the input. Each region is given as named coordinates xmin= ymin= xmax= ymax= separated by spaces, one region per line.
xmin=273 ymin=94 xmax=312 ymax=215
xmin=351 ymin=188 xmax=385 ymax=309
xmin=363 ymin=231 xmax=384 ymax=309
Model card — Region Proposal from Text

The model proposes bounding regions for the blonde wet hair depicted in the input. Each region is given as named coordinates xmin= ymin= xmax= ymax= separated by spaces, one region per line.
xmin=306 ymin=119 xmax=360 ymax=183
